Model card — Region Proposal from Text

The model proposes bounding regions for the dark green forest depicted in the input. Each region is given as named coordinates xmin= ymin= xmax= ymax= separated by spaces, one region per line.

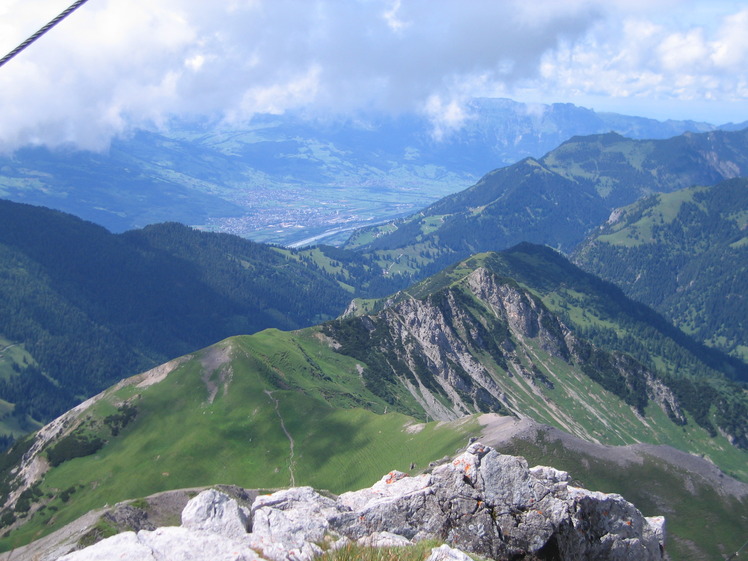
xmin=0 ymin=201 xmax=352 ymax=431
xmin=574 ymin=177 xmax=748 ymax=361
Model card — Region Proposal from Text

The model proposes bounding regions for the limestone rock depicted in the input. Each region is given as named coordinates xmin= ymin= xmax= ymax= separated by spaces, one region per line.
xmin=57 ymin=532 xmax=155 ymax=561
xmin=248 ymin=487 xmax=344 ymax=561
xmin=181 ymin=488 xmax=250 ymax=541
xmin=357 ymin=531 xmax=412 ymax=548
xmin=56 ymin=443 xmax=665 ymax=561
xmin=426 ymin=544 xmax=475 ymax=561
xmin=56 ymin=527 xmax=261 ymax=561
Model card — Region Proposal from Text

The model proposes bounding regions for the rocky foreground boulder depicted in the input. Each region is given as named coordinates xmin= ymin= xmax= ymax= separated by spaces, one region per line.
xmin=58 ymin=442 xmax=665 ymax=561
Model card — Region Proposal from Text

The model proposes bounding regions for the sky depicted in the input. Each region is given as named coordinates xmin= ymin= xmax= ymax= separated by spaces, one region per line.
xmin=1 ymin=0 xmax=747 ymax=151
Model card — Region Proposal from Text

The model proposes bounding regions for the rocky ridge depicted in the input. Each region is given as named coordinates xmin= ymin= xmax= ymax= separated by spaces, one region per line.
xmin=331 ymin=266 xmax=685 ymax=441
xmin=57 ymin=443 xmax=664 ymax=561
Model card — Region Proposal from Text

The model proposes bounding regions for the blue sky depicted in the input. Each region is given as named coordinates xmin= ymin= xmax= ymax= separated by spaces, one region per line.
xmin=1 ymin=0 xmax=747 ymax=151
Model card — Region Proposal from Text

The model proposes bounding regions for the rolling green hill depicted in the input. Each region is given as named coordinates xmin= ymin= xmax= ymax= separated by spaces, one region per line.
xmin=0 ymin=334 xmax=475 ymax=551
xmin=573 ymin=177 xmax=748 ymax=361
xmin=0 ymin=200 xmax=351 ymax=434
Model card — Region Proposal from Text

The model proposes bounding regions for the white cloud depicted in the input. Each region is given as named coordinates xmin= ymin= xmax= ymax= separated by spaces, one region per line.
xmin=0 ymin=0 xmax=607 ymax=150
xmin=0 ymin=0 xmax=747 ymax=151
xmin=711 ymin=9 xmax=748 ymax=69
xmin=526 ymin=3 xmax=748 ymax=121
xmin=658 ymin=29 xmax=709 ymax=72
xmin=230 ymin=65 xmax=322 ymax=118
xmin=383 ymin=0 xmax=409 ymax=33
xmin=424 ymin=94 xmax=471 ymax=141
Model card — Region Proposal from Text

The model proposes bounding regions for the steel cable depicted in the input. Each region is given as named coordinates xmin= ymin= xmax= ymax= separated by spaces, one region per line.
xmin=0 ymin=0 xmax=91 ymax=69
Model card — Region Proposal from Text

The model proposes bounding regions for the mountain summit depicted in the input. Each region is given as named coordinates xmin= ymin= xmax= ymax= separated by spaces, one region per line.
xmin=54 ymin=442 xmax=665 ymax=561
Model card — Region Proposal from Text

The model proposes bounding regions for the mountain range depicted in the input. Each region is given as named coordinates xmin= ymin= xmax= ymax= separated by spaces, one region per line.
xmin=0 ymin=114 xmax=747 ymax=559
xmin=344 ymin=128 xmax=748 ymax=271
xmin=0 ymin=244 xmax=745 ymax=560
xmin=332 ymin=129 xmax=748 ymax=367
xmin=0 ymin=98 xmax=743 ymax=246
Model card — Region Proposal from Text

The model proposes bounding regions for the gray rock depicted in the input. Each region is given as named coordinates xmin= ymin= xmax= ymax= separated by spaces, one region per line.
xmin=181 ymin=488 xmax=250 ymax=540
xmin=248 ymin=487 xmax=345 ymax=561
xmin=57 ymin=443 xmax=665 ymax=561
xmin=426 ymin=544 xmax=474 ymax=561
xmin=337 ymin=470 xmax=439 ymax=541
xmin=530 ymin=464 xmax=572 ymax=484
xmin=102 ymin=504 xmax=156 ymax=533
xmin=357 ymin=531 xmax=411 ymax=548
xmin=57 ymin=532 xmax=155 ymax=561
xmin=646 ymin=515 xmax=666 ymax=546
xmin=57 ymin=527 xmax=261 ymax=561
xmin=331 ymin=442 xmax=663 ymax=561
xmin=137 ymin=527 xmax=261 ymax=561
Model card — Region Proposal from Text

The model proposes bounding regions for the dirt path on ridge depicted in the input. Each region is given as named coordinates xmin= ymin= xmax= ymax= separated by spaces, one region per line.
xmin=264 ymin=390 xmax=296 ymax=487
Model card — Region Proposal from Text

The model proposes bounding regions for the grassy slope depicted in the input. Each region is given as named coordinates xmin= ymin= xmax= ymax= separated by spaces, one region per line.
xmin=2 ymin=320 xmax=745 ymax=553
xmin=0 ymin=336 xmax=473 ymax=550
xmin=3 ymin=244 xmax=747 ymax=552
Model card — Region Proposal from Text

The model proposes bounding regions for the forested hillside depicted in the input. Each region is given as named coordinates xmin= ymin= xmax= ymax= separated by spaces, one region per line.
xmin=344 ymin=128 xmax=748 ymax=280
xmin=573 ymin=178 xmax=748 ymax=361
xmin=0 ymin=201 xmax=351 ymax=432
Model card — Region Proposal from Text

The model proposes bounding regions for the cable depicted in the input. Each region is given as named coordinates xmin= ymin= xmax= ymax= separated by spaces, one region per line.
xmin=0 ymin=0 xmax=91 ymax=69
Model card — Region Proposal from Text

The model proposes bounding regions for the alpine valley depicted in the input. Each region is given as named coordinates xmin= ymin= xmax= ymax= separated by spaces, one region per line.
xmin=0 ymin=111 xmax=746 ymax=561
xmin=0 ymin=99 xmax=741 ymax=247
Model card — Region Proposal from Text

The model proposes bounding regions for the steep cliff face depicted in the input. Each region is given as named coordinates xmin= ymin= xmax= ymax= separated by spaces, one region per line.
xmin=326 ymin=267 xmax=686 ymax=445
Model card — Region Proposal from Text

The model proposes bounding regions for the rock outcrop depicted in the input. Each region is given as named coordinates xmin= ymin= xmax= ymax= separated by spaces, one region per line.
xmin=57 ymin=443 xmax=664 ymax=561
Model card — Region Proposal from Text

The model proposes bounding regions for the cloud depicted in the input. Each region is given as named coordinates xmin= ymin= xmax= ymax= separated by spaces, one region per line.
xmin=0 ymin=0 xmax=604 ymax=150
xmin=711 ymin=9 xmax=748 ymax=69
xmin=531 ymin=3 xmax=748 ymax=120
xmin=424 ymin=94 xmax=471 ymax=141
xmin=0 ymin=0 xmax=746 ymax=151
xmin=383 ymin=0 xmax=410 ymax=33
